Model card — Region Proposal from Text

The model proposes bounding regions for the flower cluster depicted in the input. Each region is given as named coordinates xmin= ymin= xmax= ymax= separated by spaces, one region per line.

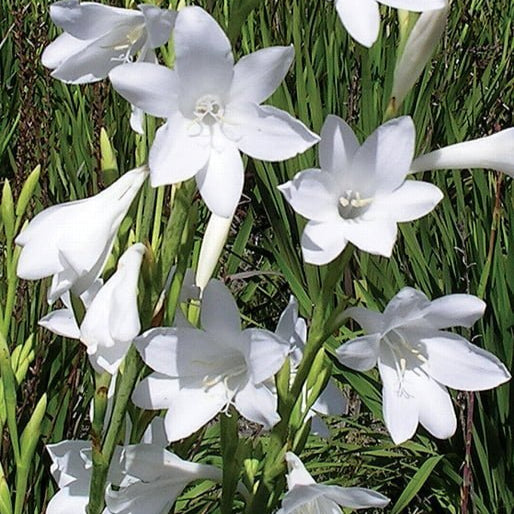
xmin=11 ymin=0 xmax=512 ymax=512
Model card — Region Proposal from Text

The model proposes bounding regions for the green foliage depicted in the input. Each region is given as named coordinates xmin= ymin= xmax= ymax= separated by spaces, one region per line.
xmin=0 ymin=0 xmax=512 ymax=512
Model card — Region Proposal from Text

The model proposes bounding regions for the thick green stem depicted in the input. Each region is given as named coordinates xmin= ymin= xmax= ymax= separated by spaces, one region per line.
xmin=220 ymin=410 xmax=240 ymax=514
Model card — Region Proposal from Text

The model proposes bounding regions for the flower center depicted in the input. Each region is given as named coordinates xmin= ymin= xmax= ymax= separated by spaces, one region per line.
xmin=383 ymin=330 xmax=428 ymax=397
xmin=193 ymin=94 xmax=225 ymax=125
xmin=107 ymin=24 xmax=145 ymax=63
xmin=337 ymin=190 xmax=373 ymax=219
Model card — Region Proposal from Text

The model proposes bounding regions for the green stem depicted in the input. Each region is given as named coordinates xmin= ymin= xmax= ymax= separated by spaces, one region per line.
xmin=246 ymin=247 xmax=353 ymax=513
xmin=220 ymin=410 xmax=240 ymax=514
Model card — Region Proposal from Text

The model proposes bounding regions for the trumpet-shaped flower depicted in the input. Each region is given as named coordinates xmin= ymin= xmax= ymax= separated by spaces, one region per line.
xmin=275 ymin=297 xmax=347 ymax=437
xmin=42 ymin=1 xmax=176 ymax=84
xmin=109 ymin=6 xmax=319 ymax=218
xmin=46 ymin=440 xmax=223 ymax=514
xmin=334 ymin=0 xmax=447 ymax=48
xmin=105 ymin=444 xmax=228 ymax=513
xmin=410 ymin=128 xmax=514 ymax=178
xmin=336 ymin=288 xmax=511 ymax=444
xmin=277 ymin=452 xmax=389 ymax=513
xmin=80 ymin=243 xmax=145 ymax=374
xmin=46 ymin=440 xmax=118 ymax=513
xmin=16 ymin=166 xmax=147 ymax=303
xmin=279 ymin=115 xmax=443 ymax=265
xmin=132 ymin=279 xmax=290 ymax=442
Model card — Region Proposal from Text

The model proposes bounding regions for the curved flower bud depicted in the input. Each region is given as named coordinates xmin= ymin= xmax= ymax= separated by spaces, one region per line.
xmin=80 ymin=243 xmax=146 ymax=374
xmin=391 ymin=6 xmax=449 ymax=109
xmin=336 ymin=288 xmax=511 ymax=444
xmin=42 ymin=1 xmax=176 ymax=84
xmin=277 ymin=452 xmax=389 ymax=513
xmin=411 ymin=129 xmax=514 ymax=177
xmin=16 ymin=166 xmax=148 ymax=303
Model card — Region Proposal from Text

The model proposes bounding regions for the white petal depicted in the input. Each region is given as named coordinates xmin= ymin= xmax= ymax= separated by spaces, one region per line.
xmin=336 ymin=334 xmax=381 ymax=371
xmin=278 ymin=169 xmax=340 ymax=222
xmin=414 ymin=376 xmax=456 ymax=439
xmin=235 ymin=381 xmax=280 ymax=429
xmin=109 ymin=63 xmax=179 ymax=118
xmin=322 ymin=484 xmax=390 ymax=508
xmin=275 ymin=296 xmax=306 ymax=351
xmin=379 ymin=348 xmax=419 ymax=444
xmin=135 ymin=327 xmax=214 ymax=377
xmin=142 ymin=417 xmax=168 ymax=447
xmin=196 ymin=142 xmax=244 ymax=218
xmin=149 ymin=116 xmax=210 ymax=186
xmin=132 ymin=373 xmax=178 ymax=410
xmin=284 ymin=452 xmax=316 ymax=487
xmin=340 ymin=219 xmax=398 ymax=257
xmin=335 ymin=0 xmax=381 ymax=48
xmin=244 ymin=328 xmax=290 ymax=384
xmin=230 ymin=46 xmax=294 ymax=104
xmin=174 ymin=6 xmax=234 ymax=113
xmin=88 ymin=340 xmax=131 ymax=375
xmin=277 ymin=486 xmax=326 ymax=514
xmin=312 ymin=379 xmax=347 ymax=416
xmin=382 ymin=287 xmax=429 ymax=332
xmin=351 ymin=116 xmax=415 ymax=195
xmin=106 ymin=480 xmax=175 ymax=514
xmin=422 ymin=294 xmax=485 ymax=329
xmin=130 ymin=105 xmax=145 ymax=135
xmin=391 ymin=7 xmax=449 ymax=108
xmin=422 ymin=332 xmax=511 ymax=391
xmin=201 ymin=279 xmax=241 ymax=336
xmin=228 ymin=103 xmax=319 ymax=161
xmin=379 ymin=0 xmax=447 ymax=12
xmin=410 ymin=129 xmax=514 ymax=178
xmin=39 ymin=309 xmax=80 ymax=339
xmin=46 ymin=484 xmax=90 ymax=514
xmin=49 ymin=1 xmax=140 ymax=39
xmin=372 ymin=180 xmax=443 ymax=222
xmin=310 ymin=416 xmax=331 ymax=438
xmin=319 ymin=115 xmax=360 ymax=175
xmin=41 ymin=33 xmax=89 ymax=69
xmin=343 ymin=306 xmax=384 ymax=334
xmin=163 ymin=384 xmax=227 ymax=441
xmin=301 ymin=220 xmax=348 ymax=265
xmin=138 ymin=4 xmax=176 ymax=48
xmin=46 ymin=440 xmax=91 ymax=487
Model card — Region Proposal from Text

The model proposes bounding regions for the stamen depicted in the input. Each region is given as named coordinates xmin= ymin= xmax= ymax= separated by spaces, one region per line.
xmin=337 ymin=189 xmax=373 ymax=219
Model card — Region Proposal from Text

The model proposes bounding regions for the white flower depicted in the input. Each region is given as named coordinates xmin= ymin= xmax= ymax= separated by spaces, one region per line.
xmin=46 ymin=439 xmax=223 ymax=514
xmin=109 ymin=6 xmax=319 ymax=218
xmin=334 ymin=0 xmax=447 ymax=48
xmin=46 ymin=440 xmax=116 ymax=514
xmin=15 ymin=166 xmax=147 ymax=303
xmin=132 ymin=279 xmax=290 ymax=442
xmin=279 ymin=115 xmax=443 ymax=265
xmin=80 ymin=243 xmax=145 ymax=374
xmin=336 ymin=287 xmax=511 ymax=444
xmin=42 ymin=0 xmax=176 ymax=84
xmin=277 ymin=452 xmax=389 ymax=513
xmin=275 ymin=297 xmax=347 ymax=437
xmin=105 ymin=444 xmax=226 ymax=514
xmin=411 ymin=128 xmax=514 ymax=178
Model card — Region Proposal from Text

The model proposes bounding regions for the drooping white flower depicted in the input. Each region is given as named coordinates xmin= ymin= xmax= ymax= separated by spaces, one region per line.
xmin=336 ymin=288 xmax=511 ymax=444
xmin=105 ymin=444 xmax=227 ymax=514
xmin=277 ymin=452 xmax=389 ymax=513
xmin=42 ymin=1 xmax=176 ymax=85
xmin=132 ymin=279 xmax=290 ymax=442
xmin=109 ymin=6 xmax=319 ymax=218
xmin=334 ymin=0 xmax=447 ymax=48
xmin=46 ymin=440 xmax=117 ymax=514
xmin=275 ymin=297 xmax=347 ymax=437
xmin=15 ymin=166 xmax=148 ymax=303
xmin=279 ymin=115 xmax=443 ymax=265
xmin=80 ymin=243 xmax=145 ymax=374
xmin=410 ymin=128 xmax=514 ymax=178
